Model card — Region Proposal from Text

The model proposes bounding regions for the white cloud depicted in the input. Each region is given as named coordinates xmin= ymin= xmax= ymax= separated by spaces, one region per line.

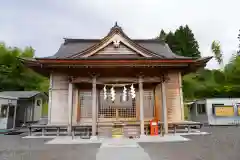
xmin=0 ymin=0 xmax=239 ymax=69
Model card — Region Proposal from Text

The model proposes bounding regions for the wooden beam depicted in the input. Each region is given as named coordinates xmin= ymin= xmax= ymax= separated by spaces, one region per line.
xmin=136 ymin=92 xmax=140 ymax=120
xmin=161 ymin=82 xmax=168 ymax=134
xmin=139 ymin=76 xmax=145 ymax=136
xmin=67 ymin=82 xmax=73 ymax=135
xmin=154 ymin=86 xmax=159 ymax=121
xmin=179 ymin=72 xmax=184 ymax=120
xmin=72 ymin=77 xmax=163 ymax=84
xmin=76 ymin=88 xmax=80 ymax=123
xmin=92 ymin=76 xmax=97 ymax=137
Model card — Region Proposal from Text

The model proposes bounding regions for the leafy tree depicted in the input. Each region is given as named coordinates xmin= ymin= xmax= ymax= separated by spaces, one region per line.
xmin=157 ymin=25 xmax=201 ymax=58
xmin=211 ymin=41 xmax=223 ymax=68
xmin=173 ymin=25 xmax=201 ymax=58
xmin=158 ymin=29 xmax=167 ymax=41
xmin=238 ymin=29 xmax=240 ymax=55
xmin=0 ymin=43 xmax=49 ymax=92
xmin=165 ymin=31 xmax=178 ymax=52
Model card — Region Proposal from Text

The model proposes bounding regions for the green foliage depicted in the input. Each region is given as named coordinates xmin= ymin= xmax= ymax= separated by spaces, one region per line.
xmin=42 ymin=102 xmax=48 ymax=116
xmin=157 ymin=25 xmax=201 ymax=58
xmin=183 ymin=56 xmax=240 ymax=100
xmin=237 ymin=29 xmax=240 ymax=54
xmin=211 ymin=41 xmax=223 ymax=67
xmin=156 ymin=26 xmax=240 ymax=100
xmin=0 ymin=42 xmax=49 ymax=92
xmin=158 ymin=29 xmax=167 ymax=41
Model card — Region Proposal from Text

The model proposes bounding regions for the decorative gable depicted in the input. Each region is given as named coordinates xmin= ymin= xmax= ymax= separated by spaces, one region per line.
xmin=68 ymin=22 xmax=161 ymax=59
xmin=82 ymin=34 xmax=152 ymax=58
xmin=91 ymin=41 xmax=143 ymax=58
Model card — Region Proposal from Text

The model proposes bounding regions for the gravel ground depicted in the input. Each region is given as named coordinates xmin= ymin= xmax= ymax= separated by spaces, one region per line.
xmin=0 ymin=135 xmax=100 ymax=160
xmin=0 ymin=126 xmax=240 ymax=160
xmin=140 ymin=126 xmax=240 ymax=160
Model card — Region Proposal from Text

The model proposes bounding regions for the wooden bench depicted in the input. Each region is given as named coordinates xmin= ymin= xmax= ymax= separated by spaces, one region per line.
xmin=28 ymin=124 xmax=67 ymax=136
xmin=168 ymin=122 xmax=203 ymax=134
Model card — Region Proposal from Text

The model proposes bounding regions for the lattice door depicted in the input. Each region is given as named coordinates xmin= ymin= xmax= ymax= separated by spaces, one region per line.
xmin=143 ymin=90 xmax=155 ymax=119
xmin=79 ymin=91 xmax=92 ymax=118
xmin=98 ymin=89 xmax=136 ymax=121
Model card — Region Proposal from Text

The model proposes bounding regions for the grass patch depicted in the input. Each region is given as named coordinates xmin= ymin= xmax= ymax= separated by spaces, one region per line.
xmin=42 ymin=103 xmax=48 ymax=116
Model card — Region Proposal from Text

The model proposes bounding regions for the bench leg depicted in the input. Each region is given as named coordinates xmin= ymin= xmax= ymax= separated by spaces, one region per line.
xmin=188 ymin=125 xmax=190 ymax=133
xmin=72 ymin=128 xmax=75 ymax=139
xmin=160 ymin=125 xmax=163 ymax=136
xmin=57 ymin=128 xmax=60 ymax=136
xmin=42 ymin=128 xmax=45 ymax=136
xmin=28 ymin=128 xmax=32 ymax=136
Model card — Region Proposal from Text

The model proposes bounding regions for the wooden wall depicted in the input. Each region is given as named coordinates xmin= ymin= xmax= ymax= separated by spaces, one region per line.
xmin=48 ymin=71 xmax=184 ymax=124
xmin=154 ymin=84 xmax=162 ymax=121
xmin=165 ymin=72 xmax=184 ymax=122
xmin=154 ymin=72 xmax=184 ymax=123
xmin=49 ymin=73 xmax=69 ymax=124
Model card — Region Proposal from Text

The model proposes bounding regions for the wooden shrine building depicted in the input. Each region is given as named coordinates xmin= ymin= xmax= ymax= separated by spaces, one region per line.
xmin=21 ymin=23 xmax=211 ymax=138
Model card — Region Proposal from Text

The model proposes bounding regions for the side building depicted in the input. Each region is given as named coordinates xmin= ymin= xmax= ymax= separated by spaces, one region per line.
xmin=188 ymin=98 xmax=240 ymax=125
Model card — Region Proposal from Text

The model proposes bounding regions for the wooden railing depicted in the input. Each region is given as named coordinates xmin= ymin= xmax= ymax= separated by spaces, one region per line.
xmin=27 ymin=121 xmax=203 ymax=137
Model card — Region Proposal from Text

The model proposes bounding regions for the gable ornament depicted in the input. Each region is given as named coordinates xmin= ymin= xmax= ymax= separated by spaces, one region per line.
xmin=113 ymin=39 xmax=120 ymax=48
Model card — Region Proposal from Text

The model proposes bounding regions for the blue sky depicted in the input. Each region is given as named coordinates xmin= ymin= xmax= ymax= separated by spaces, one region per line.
xmin=0 ymin=0 xmax=239 ymax=69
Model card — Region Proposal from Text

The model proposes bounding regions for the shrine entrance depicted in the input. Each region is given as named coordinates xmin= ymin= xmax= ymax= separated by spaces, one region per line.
xmin=77 ymin=81 xmax=155 ymax=137
xmin=97 ymin=86 xmax=138 ymax=137
xmin=98 ymin=88 xmax=137 ymax=122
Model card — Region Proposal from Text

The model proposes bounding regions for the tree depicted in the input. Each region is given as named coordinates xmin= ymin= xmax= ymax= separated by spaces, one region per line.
xmin=155 ymin=26 xmax=240 ymax=101
xmin=156 ymin=25 xmax=201 ymax=58
xmin=165 ymin=31 xmax=178 ymax=52
xmin=157 ymin=29 xmax=167 ymax=41
xmin=173 ymin=25 xmax=201 ymax=58
xmin=237 ymin=29 xmax=240 ymax=55
xmin=0 ymin=43 xmax=49 ymax=92
xmin=211 ymin=40 xmax=223 ymax=69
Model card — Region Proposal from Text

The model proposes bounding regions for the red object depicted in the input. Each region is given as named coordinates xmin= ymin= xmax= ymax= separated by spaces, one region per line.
xmin=150 ymin=119 xmax=158 ymax=135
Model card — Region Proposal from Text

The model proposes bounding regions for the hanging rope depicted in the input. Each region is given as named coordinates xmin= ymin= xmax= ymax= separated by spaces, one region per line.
xmin=101 ymin=83 xmax=137 ymax=87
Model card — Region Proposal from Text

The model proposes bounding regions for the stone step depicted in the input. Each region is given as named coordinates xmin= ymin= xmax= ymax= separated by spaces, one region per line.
xmin=123 ymin=126 xmax=140 ymax=137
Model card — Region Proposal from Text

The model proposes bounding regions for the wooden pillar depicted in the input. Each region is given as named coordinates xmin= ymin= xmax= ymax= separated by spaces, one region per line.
xmin=48 ymin=73 xmax=53 ymax=124
xmin=179 ymin=72 xmax=184 ymax=120
xmin=91 ymin=76 xmax=97 ymax=137
xmin=139 ymin=76 xmax=145 ymax=136
xmin=161 ymin=81 xmax=168 ymax=134
xmin=195 ymin=102 xmax=198 ymax=117
xmin=13 ymin=105 xmax=17 ymax=129
xmin=154 ymin=85 xmax=161 ymax=121
xmin=76 ymin=89 xmax=80 ymax=123
xmin=136 ymin=92 xmax=140 ymax=120
xmin=67 ymin=82 xmax=73 ymax=135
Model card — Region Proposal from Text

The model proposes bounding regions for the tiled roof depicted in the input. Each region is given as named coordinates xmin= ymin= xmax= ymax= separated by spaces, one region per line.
xmin=0 ymin=91 xmax=41 ymax=99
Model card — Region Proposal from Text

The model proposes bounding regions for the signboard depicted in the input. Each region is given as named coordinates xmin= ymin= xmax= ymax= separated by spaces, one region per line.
xmin=214 ymin=106 xmax=234 ymax=117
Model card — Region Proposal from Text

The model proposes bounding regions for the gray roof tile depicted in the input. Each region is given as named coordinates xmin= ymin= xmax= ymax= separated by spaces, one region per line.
xmin=0 ymin=91 xmax=41 ymax=99
xmin=42 ymin=39 xmax=192 ymax=59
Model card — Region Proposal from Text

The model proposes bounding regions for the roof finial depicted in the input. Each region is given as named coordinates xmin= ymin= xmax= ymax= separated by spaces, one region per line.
xmin=109 ymin=21 xmax=122 ymax=34
xmin=114 ymin=21 xmax=118 ymax=27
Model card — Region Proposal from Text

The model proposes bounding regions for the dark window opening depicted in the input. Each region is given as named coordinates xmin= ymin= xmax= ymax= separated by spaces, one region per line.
xmin=197 ymin=104 xmax=206 ymax=114
xmin=36 ymin=99 xmax=41 ymax=106
xmin=0 ymin=105 xmax=8 ymax=118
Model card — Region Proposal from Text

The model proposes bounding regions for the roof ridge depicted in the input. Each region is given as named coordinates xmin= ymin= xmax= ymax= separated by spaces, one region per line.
xmin=64 ymin=38 xmax=165 ymax=44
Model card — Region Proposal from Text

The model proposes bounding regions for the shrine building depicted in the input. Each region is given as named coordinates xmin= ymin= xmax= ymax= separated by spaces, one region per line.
xmin=21 ymin=23 xmax=211 ymax=138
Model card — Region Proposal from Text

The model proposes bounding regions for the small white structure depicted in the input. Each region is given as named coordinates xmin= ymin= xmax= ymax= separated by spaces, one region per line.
xmin=187 ymin=98 xmax=240 ymax=125
xmin=0 ymin=91 xmax=47 ymax=129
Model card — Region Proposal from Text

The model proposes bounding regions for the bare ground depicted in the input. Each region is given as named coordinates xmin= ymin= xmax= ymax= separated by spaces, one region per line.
xmin=0 ymin=126 xmax=240 ymax=160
